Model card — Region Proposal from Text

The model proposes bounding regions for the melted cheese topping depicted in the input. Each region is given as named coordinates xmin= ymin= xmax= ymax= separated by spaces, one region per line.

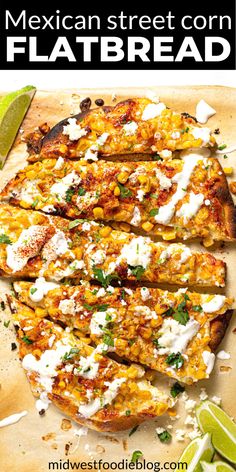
xmin=154 ymin=154 xmax=201 ymax=225
xmin=90 ymin=308 xmax=117 ymax=336
xmin=123 ymin=121 xmax=138 ymax=135
xmin=0 ymin=411 xmax=28 ymax=428
xmin=63 ymin=118 xmax=88 ymax=141
xmin=78 ymin=378 xmax=126 ymax=418
xmin=159 ymin=243 xmax=192 ymax=265
xmin=29 ymin=277 xmax=59 ymax=302
xmin=118 ymin=236 xmax=152 ymax=269
xmin=130 ymin=206 xmax=142 ymax=226
xmin=6 ymin=225 xmax=49 ymax=272
xmin=176 ymin=192 xmax=204 ymax=223
xmin=142 ymin=103 xmax=166 ymax=120
xmin=22 ymin=341 xmax=69 ymax=392
xmin=202 ymin=295 xmax=226 ymax=313
xmin=202 ymin=351 xmax=215 ymax=374
xmin=196 ymin=99 xmax=216 ymax=124
xmin=155 ymin=169 xmax=172 ymax=190
xmin=51 ymin=171 xmax=81 ymax=200
xmin=157 ymin=318 xmax=200 ymax=355
xmin=192 ymin=127 xmax=211 ymax=146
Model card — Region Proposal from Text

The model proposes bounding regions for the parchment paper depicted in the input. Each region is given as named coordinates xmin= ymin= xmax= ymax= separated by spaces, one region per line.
xmin=0 ymin=86 xmax=235 ymax=472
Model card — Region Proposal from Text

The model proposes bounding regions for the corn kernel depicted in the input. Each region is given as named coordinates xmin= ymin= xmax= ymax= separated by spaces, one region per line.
xmin=73 ymin=247 xmax=83 ymax=260
xmin=93 ymin=207 xmax=104 ymax=219
xmin=109 ymin=182 xmax=116 ymax=191
xmin=59 ymin=144 xmax=68 ymax=155
xmin=99 ymin=226 xmax=112 ymax=237
xmin=168 ymin=408 xmax=177 ymax=417
xmin=203 ymin=236 xmax=214 ymax=248
xmin=162 ymin=230 xmax=176 ymax=241
xmin=142 ymin=221 xmax=154 ymax=232
xmin=154 ymin=304 xmax=167 ymax=315
xmin=117 ymin=172 xmax=129 ymax=184
xmin=35 ymin=308 xmax=47 ymax=317
xmin=223 ymin=167 xmax=233 ymax=175
xmin=26 ymin=170 xmax=37 ymax=179
xmin=138 ymin=175 xmax=148 ymax=184
xmin=20 ymin=200 xmax=32 ymax=209
xmin=119 ymin=222 xmax=130 ymax=232
xmin=114 ymin=186 xmax=121 ymax=196
xmin=58 ymin=381 xmax=66 ymax=388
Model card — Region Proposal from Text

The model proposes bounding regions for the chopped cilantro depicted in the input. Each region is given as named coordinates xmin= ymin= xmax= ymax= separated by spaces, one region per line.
xmin=32 ymin=198 xmax=39 ymax=208
xmin=22 ymin=335 xmax=33 ymax=345
xmin=181 ymin=127 xmax=189 ymax=134
xmin=163 ymin=307 xmax=174 ymax=317
xmin=117 ymin=182 xmax=132 ymax=199
xmin=30 ymin=287 xmax=37 ymax=295
xmin=172 ymin=294 xmax=190 ymax=325
xmin=149 ymin=208 xmax=159 ymax=217
xmin=121 ymin=289 xmax=126 ymax=300
xmin=129 ymin=425 xmax=139 ymax=437
xmin=102 ymin=333 xmax=114 ymax=347
xmin=157 ymin=430 xmax=172 ymax=443
xmin=131 ymin=450 xmax=143 ymax=462
xmin=65 ymin=187 xmax=75 ymax=202
xmin=62 ymin=347 xmax=80 ymax=361
xmin=93 ymin=267 xmax=120 ymax=288
xmin=150 ymin=193 xmax=159 ymax=199
xmin=125 ymin=409 xmax=131 ymax=416
xmin=218 ymin=144 xmax=227 ymax=151
xmin=78 ymin=187 xmax=86 ymax=196
xmin=173 ymin=310 xmax=189 ymax=325
xmin=83 ymin=303 xmax=109 ymax=312
xmin=3 ymin=320 xmax=10 ymax=328
xmin=152 ymin=154 xmax=162 ymax=161
xmin=68 ymin=219 xmax=85 ymax=229
xmin=166 ymin=352 xmax=184 ymax=369
xmin=192 ymin=305 xmax=203 ymax=312
xmin=0 ymin=234 xmax=12 ymax=245
xmin=128 ymin=265 xmax=145 ymax=280
xmin=170 ymin=382 xmax=185 ymax=398
xmin=223 ymin=154 xmax=228 ymax=159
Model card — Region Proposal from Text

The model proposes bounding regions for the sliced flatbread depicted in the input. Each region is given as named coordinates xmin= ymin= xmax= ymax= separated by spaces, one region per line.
xmin=8 ymin=296 xmax=173 ymax=432
xmin=14 ymin=281 xmax=233 ymax=384
xmin=0 ymin=204 xmax=226 ymax=287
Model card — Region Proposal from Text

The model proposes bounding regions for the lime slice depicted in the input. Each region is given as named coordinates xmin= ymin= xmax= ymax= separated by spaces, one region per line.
xmin=196 ymin=401 xmax=236 ymax=464
xmin=201 ymin=461 xmax=235 ymax=472
xmin=0 ymin=85 xmax=36 ymax=168
xmin=178 ymin=433 xmax=214 ymax=472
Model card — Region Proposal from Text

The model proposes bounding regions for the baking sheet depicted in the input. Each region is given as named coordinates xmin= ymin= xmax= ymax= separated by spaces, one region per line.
xmin=0 ymin=86 xmax=236 ymax=472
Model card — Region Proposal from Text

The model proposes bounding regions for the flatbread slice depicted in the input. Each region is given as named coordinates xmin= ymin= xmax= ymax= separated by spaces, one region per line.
xmin=13 ymin=281 xmax=233 ymax=385
xmin=0 ymin=204 xmax=225 ymax=287
xmin=2 ymin=151 xmax=235 ymax=242
xmin=8 ymin=297 xmax=173 ymax=432
xmin=25 ymin=98 xmax=216 ymax=161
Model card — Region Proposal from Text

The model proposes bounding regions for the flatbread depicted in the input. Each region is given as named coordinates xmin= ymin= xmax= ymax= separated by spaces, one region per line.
xmin=0 ymin=86 xmax=236 ymax=472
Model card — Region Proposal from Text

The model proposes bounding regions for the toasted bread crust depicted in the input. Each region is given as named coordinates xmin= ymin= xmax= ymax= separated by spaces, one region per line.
xmin=209 ymin=310 xmax=233 ymax=352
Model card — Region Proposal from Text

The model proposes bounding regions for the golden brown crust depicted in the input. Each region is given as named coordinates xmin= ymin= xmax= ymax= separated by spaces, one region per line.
xmin=209 ymin=310 xmax=233 ymax=352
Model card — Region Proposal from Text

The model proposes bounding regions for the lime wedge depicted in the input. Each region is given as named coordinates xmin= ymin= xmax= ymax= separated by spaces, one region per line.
xmin=196 ymin=401 xmax=236 ymax=464
xmin=178 ymin=433 xmax=214 ymax=472
xmin=201 ymin=461 xmax=235 ymax=472
xmin=0 ymin=85 xmax=36 ymax=168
